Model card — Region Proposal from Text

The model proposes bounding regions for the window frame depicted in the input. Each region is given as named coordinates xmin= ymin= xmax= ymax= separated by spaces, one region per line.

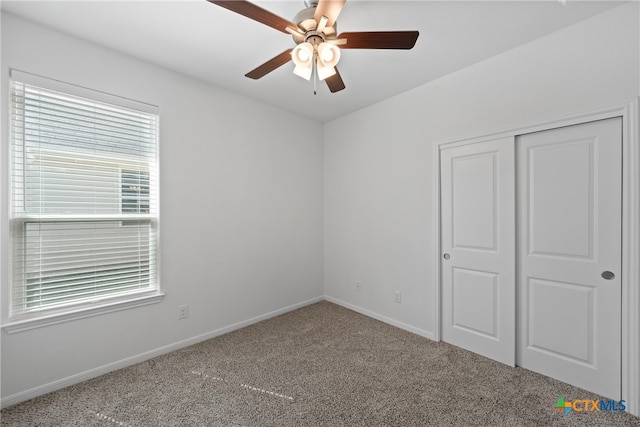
xmin=4 ymin=70 xmax=163 ymax=333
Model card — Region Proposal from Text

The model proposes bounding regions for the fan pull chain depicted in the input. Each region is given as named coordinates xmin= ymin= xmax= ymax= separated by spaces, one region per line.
xmin=313 ymin=56 xmax=318 ymax=95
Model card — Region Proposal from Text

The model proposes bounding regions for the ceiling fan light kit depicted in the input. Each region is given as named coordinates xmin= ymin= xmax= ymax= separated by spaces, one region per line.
xmin=208 ymin=0 xmax=419 ymax=93
xmin=292 ymin=43 xmax=314 ymax=80
xmin=291 ymin=38 xmax=340 ymax=82
xmin=318 ymin=42 xmax=340 ymax=68
xmin=317 ymin=61 xmax=337 ymax=81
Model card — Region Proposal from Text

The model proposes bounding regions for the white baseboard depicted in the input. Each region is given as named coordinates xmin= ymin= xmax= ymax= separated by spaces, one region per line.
xmin=0 ymin=296 xmax=324 ymax=409
xmin=324 ymin=296 xmax=437 ymax=341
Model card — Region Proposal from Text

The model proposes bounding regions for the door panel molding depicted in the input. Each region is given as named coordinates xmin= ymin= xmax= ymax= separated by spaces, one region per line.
xmin=525 ymin=138 xmax=596 ymax=260
xmin=526 ymin=277 xmax=595 ymax=366
xmin=451 ymin=152 xmax=499 ymax=252
xmin=433 ymin=98 xmax=640 ymax=416
xmin=452 ymin=267 xmax=499 ymax=339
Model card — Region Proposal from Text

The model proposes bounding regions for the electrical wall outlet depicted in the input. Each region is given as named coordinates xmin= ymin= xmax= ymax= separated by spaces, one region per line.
xmin=394 ymin=291 xmax=402 ymax=304
xmin=355 ymin=281 xmax=362 ymax=292
xmin=178 ymin=304 xmax=189 ymax=319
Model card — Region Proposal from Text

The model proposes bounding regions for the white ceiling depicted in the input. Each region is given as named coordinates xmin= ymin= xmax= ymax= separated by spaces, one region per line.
xmin=1 ymin=0 xmax=627 ymax=122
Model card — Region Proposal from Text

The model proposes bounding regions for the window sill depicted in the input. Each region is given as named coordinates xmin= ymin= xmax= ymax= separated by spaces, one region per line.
xmin=2 ymin=293 xmax=164 ymax=334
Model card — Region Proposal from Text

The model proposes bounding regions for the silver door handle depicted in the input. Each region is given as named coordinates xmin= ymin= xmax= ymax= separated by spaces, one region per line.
xmin=601 ymin=271 xmax=615 ymax=280
xmin=443 ymin=253 xmax=450 ymax=260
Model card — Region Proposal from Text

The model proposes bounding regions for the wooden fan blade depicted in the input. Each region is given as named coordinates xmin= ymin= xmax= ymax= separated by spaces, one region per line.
xmin=208 ymin=1 xmax=298 ymax=34
xmin=325 ymin=68 xmax=345 ymax=93
xmin=314 ymin=0 xmax=346 ymax=28
xmin=245 ymin=49 xmax=293 ymax=79
xmin=338 ymin=31 xmax=419 ymax=49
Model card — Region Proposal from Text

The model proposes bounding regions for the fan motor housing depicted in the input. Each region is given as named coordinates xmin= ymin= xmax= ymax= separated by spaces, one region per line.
xmin=292 ymin=6 xmax=337 ymax=45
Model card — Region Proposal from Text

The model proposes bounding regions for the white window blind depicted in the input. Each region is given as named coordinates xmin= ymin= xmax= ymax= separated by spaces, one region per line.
xmin=9 ymin=70 xmax=160 ymax=320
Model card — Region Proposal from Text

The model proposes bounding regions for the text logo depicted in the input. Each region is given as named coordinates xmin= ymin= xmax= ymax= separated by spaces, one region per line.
xmin=554 ymin=398 xmax=626 ymax=415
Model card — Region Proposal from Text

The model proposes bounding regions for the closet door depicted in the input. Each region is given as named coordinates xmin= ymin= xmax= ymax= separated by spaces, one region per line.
xmin=517 ymin=118 xmax=622 ymax=399
xmin=441 ymin=137 xmax=515 ymax=366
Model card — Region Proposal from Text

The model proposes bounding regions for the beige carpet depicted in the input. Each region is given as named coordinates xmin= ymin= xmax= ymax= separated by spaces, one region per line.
xmin=2 ymin=301 xmax=639 ymax=426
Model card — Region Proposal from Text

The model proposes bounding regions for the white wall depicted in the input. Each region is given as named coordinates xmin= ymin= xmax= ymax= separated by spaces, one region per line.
xmin=1 ymin=13 xmax=324 ymax=404
xmin=324 ymin=2 xmax=639 ymax=337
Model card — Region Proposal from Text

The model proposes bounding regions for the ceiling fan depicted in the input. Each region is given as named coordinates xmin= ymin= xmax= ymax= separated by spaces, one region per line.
xmin=207 ymin=0 xmax=419 ymax=93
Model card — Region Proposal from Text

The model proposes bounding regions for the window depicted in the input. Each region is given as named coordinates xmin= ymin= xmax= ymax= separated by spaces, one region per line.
xmin=9 ymin=70 xmax=160 ymax=324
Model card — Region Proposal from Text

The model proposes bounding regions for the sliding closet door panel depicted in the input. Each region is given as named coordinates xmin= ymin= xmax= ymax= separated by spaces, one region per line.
xmin=517 ymin=118 xmax=622 ymax=400
xmin=441 ymin=137 xmax=515 ymax=366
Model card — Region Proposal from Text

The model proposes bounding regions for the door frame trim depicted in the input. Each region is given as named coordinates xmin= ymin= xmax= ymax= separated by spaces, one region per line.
xmin=433 ymin=98 xmax=639 ymax=416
